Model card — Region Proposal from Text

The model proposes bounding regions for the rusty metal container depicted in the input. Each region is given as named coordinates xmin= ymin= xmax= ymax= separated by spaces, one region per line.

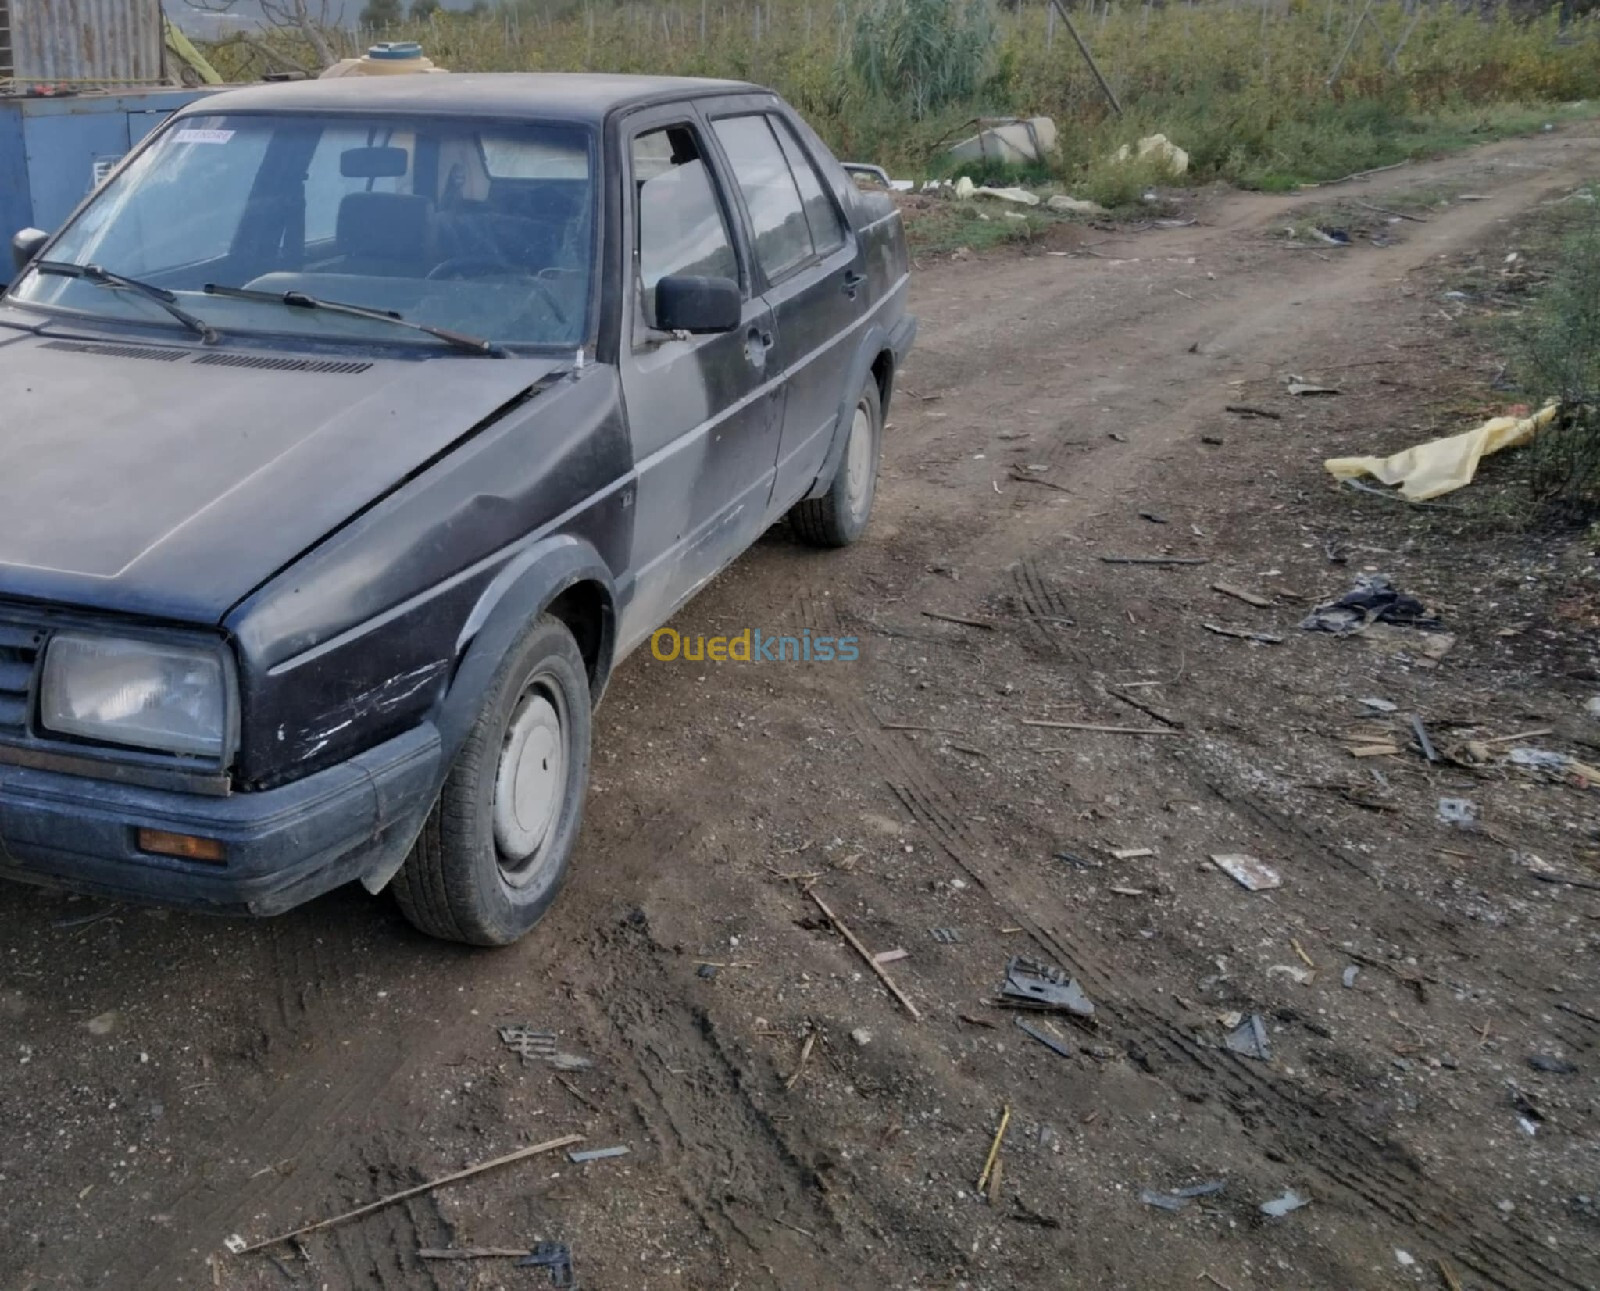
xmin=2 ymin=0 xmax=167 ymax=87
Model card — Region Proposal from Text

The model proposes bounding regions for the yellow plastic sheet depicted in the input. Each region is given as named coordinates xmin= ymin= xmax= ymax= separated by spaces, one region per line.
xmin=1324 ymin=404 xmax=1559 ymax=501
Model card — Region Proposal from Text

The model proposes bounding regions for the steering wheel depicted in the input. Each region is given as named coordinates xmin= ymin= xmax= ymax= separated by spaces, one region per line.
xmin=425 ymin=256 xmax=568 ymax=326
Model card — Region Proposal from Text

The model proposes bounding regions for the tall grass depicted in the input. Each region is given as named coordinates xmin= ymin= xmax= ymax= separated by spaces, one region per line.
xmin=206 ymin=0 xmax=1600 ymax=188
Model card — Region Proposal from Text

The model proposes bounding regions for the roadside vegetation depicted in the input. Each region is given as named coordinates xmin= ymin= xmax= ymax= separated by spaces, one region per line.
xmin=211 ymin=0 xmax=1600 ymax=198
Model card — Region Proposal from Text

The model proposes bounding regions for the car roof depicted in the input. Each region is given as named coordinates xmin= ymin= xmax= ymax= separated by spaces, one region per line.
xmin=185 ymin=72 xmax=769 ymax=123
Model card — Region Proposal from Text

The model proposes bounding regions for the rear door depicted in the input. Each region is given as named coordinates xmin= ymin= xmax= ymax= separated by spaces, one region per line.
xmin=613 ymin=105 xmax=783 ymax=654
xmin=704 ymin=102 xmax=862 ymax=515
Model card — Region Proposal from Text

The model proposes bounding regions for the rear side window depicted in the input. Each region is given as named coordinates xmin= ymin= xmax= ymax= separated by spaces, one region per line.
xmin=631 ymin=124 xmax=740 ymax=328
xmin=773 ymin=118 xmax=845 ymax=257
xmin=711 ymin=115 xmax=814 ymax=281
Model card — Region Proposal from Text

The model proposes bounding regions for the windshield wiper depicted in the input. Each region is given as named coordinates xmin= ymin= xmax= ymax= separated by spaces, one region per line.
xmin=203 ymin=283 xmax=506 ymax=357
xmin=32 ymin=260 xmax=219 ymax=343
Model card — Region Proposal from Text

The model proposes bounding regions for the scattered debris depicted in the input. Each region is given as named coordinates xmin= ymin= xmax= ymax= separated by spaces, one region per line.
xmin=567 ymin=1145 xmax=630 ymax=1164
xmin=955 ymin=177 xmax=1041 ymax=206
xmin=1311 ymin=227 xmax=1351 ymax=246
xmin=921 ymin=609 xmax=996 ymax=630
xmin=1201 ymin=622 xmax=1284 ymax=645
xmin=1105 ymin=687 xmax=1185 ymax=729
xmin=418 ymin=1247 xmax=537 ymax=1260
xmin=976 ymin=1104 xmax=1012 ymax=1200
xmin=85 ymin=1011 xmax=119 ymax=1037
xmin=1287 ymin=379 xmax=1341 ymax=396
xmin=1111 ymin=846 xmax=1155 ymax=860
xmin=930 ymin=927 xmax=963 ymax=943
xmin=1021 ymin=718 xmax=1182 ymax=736
xmin=1342 ymin=966 xmax=1359 ymax=989
xmin=1139 ymin=510 xmax=1168 ymax=524
xmin=1016 ymin=1017 xmax=1074 ymax=1059
xmin=1299 ymin=574 xmax=1439 ymax=635
xmin=1259 ymin=1188 xmax=1310 ymax=1218
xmin=809 ymin=889 xmax=923 ymax=1021
xmin=1212 ymin=582 xmax=1273 ymax=608
xmin=1411 ymin=714 xmax=1438 ymax=763
xmin=785 ymin=1030 xmax=817 ymax=1091
xmin=1436 ymin=798 xmax=1479 ymax=829
xmin=1223 ymin=1014 xmax=1271 ymax=1061
xmin=873 ymin=948 xmax=909 ymax=966
xmin=1347 ymin=742 xmax=1400 ymax=758
xmin=518 ymin=1241 xmax=577 ymax=1289
xmin=1358 ymin=697 xmax=1398 ymax=713
xmin=948 ymin=116 xmax=1057 ymax=165
xmin=497 ymin=1026 xmax=594 ymax=1071
xmin=1224 ymin=405 xmax=1282 ymax=421
xmin=697 ymin=963 xmax=719 ymax=979
xmin=850 ymin=1027 xmax=874 ymax=1047
xmin=228 ymin=1135 xmax=583 ymax=1254
xmin=1324 ymin=403 xmax=1559 ymax=501
xmin=998 ymin=956 xmax=1096 ymax=1018
xmin=1047 ymin=193 xmax=1108 ymax=215
xmin=1009 ymin=1197 xmax=1062 ymax=1228
xmin=1527 ymin=1055 xmax=1578 ymax=1075
xmin=1210 ymin=853 xmax=1282 ymax=892
xmin=1268 ymin=964 xmax=1315 ymax=985
xmin=1395 ymin=1249 xmax=1416 ymax=1267
xmin=1141 ymin=1179 xmax=1226 ymax=1211
xmin=1113 ymin=133 xmax=1189 ymax=175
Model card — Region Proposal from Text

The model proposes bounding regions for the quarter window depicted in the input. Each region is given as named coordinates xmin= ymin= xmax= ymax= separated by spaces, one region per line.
xmin=631 ymin=124 xmax=739 ymax=329
xmin=711 ymin=115 xmax=814 ymax=280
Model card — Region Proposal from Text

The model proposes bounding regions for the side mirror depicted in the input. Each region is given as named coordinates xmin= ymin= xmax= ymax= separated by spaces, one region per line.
xmin=11 ymin=227 xmax=47 ymax=273
xmin=654 ymin=275 xmax=740 ymax=334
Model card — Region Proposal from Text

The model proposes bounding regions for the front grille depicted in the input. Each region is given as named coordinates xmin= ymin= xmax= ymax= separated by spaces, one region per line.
xmin=190 ymin=353 xmax=373 ymax=375
xmin=0 ymin=623 xmax=41 ymax=734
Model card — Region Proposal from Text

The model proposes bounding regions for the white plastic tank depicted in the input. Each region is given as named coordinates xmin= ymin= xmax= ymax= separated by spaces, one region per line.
xmin=318 ymin=42 xmax=448 ymax=79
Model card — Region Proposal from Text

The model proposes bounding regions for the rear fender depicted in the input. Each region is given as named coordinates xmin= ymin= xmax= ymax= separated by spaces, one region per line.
xmin=803 ymin=324 xmax=891 ymax=501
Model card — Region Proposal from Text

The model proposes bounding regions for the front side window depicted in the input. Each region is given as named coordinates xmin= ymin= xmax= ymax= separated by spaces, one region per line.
xmin=5 ymin=112 xmax=597 ymax=349
xmin=631 ymin=123 xmax=739 ymax=330
xmin=711 ymin=115 xmax=814 ymax=281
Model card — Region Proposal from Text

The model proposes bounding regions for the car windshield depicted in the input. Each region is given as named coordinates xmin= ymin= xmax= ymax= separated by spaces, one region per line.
xmin=7 ymin=112 xmax=595 ymax=350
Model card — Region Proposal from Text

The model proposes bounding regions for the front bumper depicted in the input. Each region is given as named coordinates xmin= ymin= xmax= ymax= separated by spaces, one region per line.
xmin=0 ymin=724 xmax=441 ymax=915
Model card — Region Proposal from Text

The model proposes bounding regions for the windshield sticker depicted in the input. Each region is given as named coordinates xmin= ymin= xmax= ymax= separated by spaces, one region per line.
xmin=173 ymin=128 xmax=234 ymax=144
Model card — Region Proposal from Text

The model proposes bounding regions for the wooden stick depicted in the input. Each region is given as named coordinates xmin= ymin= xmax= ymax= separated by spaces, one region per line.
xmin=233 ymin=1135 xmax=583 ymax=1254
xmin=419 ymin=1248 xmax=533 ymax=1261
xmin=1356 ymin=199 xmax=1427 ymax=223
xmin=1048 ymin=0 xmax=1122 ymax=114
xmin=809 ymin=890 xmax=922 ymax=1021
xmin=1480 ymin=728 xmax=1554 ymax=745
xmin=1100 ymin=555 xmax=1209 ymax=566
xmin=1202 ymin=623 xmax=1284 ymax=645
xmin=1020 ymin=719 xmax=1181 ymax=736
xmin=920 ymin=610 xmax=995 ymax=631
xmin=976 ymin=1104 xmax=1012 ymax=1192
xmin=1223 ymin=405 xmax=1281 ymax=421
xmin=1211 ymin=582 xmax=1273 ymax=608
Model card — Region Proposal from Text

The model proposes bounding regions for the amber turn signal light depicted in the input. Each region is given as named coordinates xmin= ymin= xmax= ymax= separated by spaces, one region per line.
xmin=136 ymin=828 xmax=226 ymax=864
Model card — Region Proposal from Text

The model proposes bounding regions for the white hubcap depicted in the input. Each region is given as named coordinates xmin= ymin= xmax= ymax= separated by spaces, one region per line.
xmin=493 ymin=691 xmax=565 ymax=865
xmin=844 ymin=405 xmax=872 ymax=513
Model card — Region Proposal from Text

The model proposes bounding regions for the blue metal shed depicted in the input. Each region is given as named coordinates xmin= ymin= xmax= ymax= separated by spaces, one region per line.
xmin=0 ymin=86 xmax=222 ymax=238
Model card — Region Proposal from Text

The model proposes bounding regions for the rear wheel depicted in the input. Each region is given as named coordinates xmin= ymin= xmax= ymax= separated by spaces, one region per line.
xmin=393 ymin=615 xmax=591 ymax=946
xmin=790 ymin=376 xmax=882 ymax=548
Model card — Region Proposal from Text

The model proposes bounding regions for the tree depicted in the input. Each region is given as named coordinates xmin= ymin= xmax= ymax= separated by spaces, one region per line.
xmin=181 ymin=0 xmax=341 ymax=70
xmin=410 ymin=0 xmax=440 ymax=17
xmin=360 ymin=0 xmax=404 ymax=26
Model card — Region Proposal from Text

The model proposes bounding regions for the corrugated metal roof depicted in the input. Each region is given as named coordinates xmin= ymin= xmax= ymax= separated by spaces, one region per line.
xmin=5 ymin=0 xmax=166 ymax=85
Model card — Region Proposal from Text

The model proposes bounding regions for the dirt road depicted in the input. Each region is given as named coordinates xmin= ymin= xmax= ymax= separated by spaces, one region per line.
xmin=5 ymin=126 xmax=1600 ymax=1291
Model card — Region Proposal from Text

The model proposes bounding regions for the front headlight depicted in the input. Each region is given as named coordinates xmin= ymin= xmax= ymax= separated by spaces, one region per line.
xmin=40 ymin=635 xmax=228 ymax=758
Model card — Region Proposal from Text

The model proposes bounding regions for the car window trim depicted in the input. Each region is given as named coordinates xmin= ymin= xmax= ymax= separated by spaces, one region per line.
xmin=769 ymin=113 xmax=849 ymax=259
xmin=616 ymin=101 xmax=752 ymax=356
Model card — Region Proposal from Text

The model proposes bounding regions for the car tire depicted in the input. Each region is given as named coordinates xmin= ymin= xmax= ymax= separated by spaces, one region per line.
xmin=790 ymin=376 xmax=882 ymax=548
xmin=393 ymin=615 xmax=591 ymax=946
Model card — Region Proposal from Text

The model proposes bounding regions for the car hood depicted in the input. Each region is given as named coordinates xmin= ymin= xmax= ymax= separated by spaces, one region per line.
xmin=0 ymin=331 xmax=564 ymax=623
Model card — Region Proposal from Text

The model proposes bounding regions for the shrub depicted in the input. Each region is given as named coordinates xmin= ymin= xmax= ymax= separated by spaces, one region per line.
xmin=852 ymin=0 xmax=996 ymax=119
xmin=1518 ymin=190 xmax=1600 ymax=515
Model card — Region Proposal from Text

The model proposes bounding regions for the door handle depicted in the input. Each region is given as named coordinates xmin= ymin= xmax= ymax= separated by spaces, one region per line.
xmin=745 ymin=327 xmax=774 ymax=369
xmin=842 ymin=270 xmax=865 ymax=298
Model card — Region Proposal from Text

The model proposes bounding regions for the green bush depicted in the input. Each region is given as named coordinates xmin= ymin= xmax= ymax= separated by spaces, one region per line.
xmin=852 ymin=0 xmax=995 ymax=119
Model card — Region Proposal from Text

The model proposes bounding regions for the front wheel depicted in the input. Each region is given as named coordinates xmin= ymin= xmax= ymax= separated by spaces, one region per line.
xmin=790 ymin=376 xmax=882 ymax=548
xmin=393 ymin=615 xmax=591 ymax=946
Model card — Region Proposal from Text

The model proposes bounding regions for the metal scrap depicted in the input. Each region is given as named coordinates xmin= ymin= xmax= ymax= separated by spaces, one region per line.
xmin=1016 ymin=1017 xmax=1073 ymax=1058
xmin=1141 ymin=1180 xmax=1226 ymax=1212
xmin=1223 ymin=1014 xmax=1271 ymax=1061
xmin=999 ymin=956 xmax=1095 ymax=1018
xmin=517 ymin=1241 xmax=576 ymax=1289
xmin=1260 ymin=1188 xmax=1310 ymax=1217
xmin=498 ymin=1026 xmax=594 ymax=1070
xmin=567 ymin=1145 xmax=630 ymax=1163
xmin=1210 ymin=854 xmax=1281 ymax=892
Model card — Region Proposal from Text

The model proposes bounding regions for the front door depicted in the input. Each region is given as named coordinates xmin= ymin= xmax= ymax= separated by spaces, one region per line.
xmin=614 ymin=109 xmax=784 ymax=655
